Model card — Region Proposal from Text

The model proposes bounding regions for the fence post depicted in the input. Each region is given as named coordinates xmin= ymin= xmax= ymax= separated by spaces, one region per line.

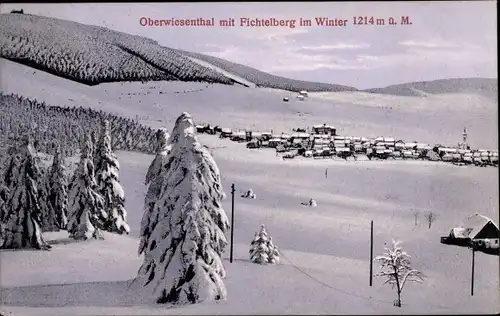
xmin=370 ymin=220 xmax=374 ymax=286
xmin=230 ymin=183 xmax=235 ymax=263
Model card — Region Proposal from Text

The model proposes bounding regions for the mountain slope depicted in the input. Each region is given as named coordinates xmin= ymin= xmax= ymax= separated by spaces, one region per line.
xmin=175 ymin=48 xmax=359 ymax=93
xmin=0 ymin=13 xmax=237 ymax=86
xmin=0 ymin=13 xmax=358 ymax=91
xmin=364 ymin=78 xmax=498 ymax=100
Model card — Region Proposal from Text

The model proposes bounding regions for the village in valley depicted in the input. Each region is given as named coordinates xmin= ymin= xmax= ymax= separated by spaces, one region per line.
xmin=0 ymin=2 xmax=498 ymax=316
xmin=196 ymin=90 xmax=498 ymax=167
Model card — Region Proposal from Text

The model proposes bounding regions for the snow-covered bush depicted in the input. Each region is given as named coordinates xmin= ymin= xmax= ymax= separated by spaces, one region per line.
xmin=375 ymin=240 xmax=425 ymax=307
xmin=95 ymin=120 xmax=129 ymax=234
xmin=301 ymin=198 xmax=317 ymax=207
xmin=0 ymin=136 xmax=51 ymax=250
xmin=66 ymin=134 xmax=106 ymax=240
xmin=241 ymin=188 xmax=256 ymax=199
xmin=249 ymin=224 xmax=280 ymax=265
xmin=136 ymin=112 xmax=230 ymax=305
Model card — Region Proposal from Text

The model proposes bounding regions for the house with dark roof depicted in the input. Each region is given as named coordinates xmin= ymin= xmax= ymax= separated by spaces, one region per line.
xmin=441 ymin=213 xmax=499 ymax=254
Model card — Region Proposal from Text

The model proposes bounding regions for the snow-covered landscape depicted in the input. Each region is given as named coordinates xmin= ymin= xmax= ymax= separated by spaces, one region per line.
xmin=0 ymin=3 xmax=498 ymax=315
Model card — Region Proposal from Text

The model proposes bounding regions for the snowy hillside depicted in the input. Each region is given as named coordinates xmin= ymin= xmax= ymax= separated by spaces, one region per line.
xmin=0 ymin=12 xmax=498 ymax=316
xmin=363 ymin=78 xmax=498 ymax=101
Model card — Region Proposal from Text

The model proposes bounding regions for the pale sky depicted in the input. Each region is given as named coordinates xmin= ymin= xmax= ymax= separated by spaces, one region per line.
xmin=1 ymin=2 xmax=497 ymax=89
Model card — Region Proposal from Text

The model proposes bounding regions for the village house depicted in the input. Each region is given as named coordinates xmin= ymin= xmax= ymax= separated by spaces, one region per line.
xmin=441 ymin=213 xmax=499 ymax=251
xmin=312 ymin=123 xmax=336 ymax=136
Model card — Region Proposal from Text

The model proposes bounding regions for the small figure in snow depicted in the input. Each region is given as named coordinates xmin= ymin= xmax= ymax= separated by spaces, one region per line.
xmin=325 ymin=168 xmax=328 ymax=179
xmin=301 ymin=198 xmax=317 ymax=207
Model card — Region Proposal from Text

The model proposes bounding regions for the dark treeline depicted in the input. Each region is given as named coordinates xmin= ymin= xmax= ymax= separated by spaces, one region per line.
xmin=0 ymin=93 xmax=157 ymax=160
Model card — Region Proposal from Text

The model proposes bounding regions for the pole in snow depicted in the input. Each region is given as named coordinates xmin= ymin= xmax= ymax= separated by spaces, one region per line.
xmin=230 ymin=183 xmax=235 ymax=263
xmin=370 ymin=220 xmax=374 ymax=286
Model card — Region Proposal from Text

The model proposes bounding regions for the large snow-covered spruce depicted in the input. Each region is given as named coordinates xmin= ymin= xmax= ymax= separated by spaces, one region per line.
xmin=47 ymin=147 xmax=68 ymax=230
xmin=95 ymin=120 xmax=130 ymax=234
xmin=139 ymin=128 xmax=171 ymax=256
xmin=66 ymin=134 xmax=106 ymax=240
xmin=136 ymin=112 xmax=230 ymax=305
xmin=0 ymin=137 xmax=50 ymax=250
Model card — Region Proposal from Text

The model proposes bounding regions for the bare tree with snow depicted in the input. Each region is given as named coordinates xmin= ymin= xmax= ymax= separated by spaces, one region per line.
xmin=67 ymin=134 xmax=106 ymax=240
xmin=426 ymin=212 xmax=436 ymax=229
xmin=136 ymin=112 xmax=230 ymax=305
xmin=0 ymin=136 xmax=51 ymax=250
xmin=413 ymin=210 xmax=420 ymax=227
xmin=375 ymin=240 xmax=425 ymax=307
xmin=47 ymin=146 xmax=68 ymax=229
xmin=95 ymin=120 xmax=129 ymax=234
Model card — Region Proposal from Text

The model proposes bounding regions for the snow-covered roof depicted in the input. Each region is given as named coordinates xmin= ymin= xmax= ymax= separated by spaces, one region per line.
xmin=385 ymin=137 xmax=395 ymax=142
xmin=221 ymin=128 xmax=232 ymax=133
xmin=450 ymin=227 xmax=470 ymax=239
xmin=291 ymin=132 xmax=309 ymax=138
xmin=269 ymin=138 xmax=283 ymax=142
xmin=232 ymin=131 xmax=245 ymax=137
xmin=460 ymin=213 xmax=499 ymax=239
xmin=313 ymin=124 xmax=335 ymax=129
xmin=439 ymin=147 xmax=457 ymax=153
xmin=252 ymin=132 xmax=262 ymax=137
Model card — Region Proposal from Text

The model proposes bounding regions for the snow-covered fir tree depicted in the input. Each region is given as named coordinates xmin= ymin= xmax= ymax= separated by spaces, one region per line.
xmin=136 ymin=112 xmax=230 ymax=305
xmin=267 ymin=237 xmax=280 ymax=265
xmin=375 ymin=240 xmax=425 ymax=307
xmin=47 ymin=146 xmax=68 ymax=229
xmin=67 ymin=134 xmax=106 ymax=240
xmin=95 ymin=120 xmax=129 ymax=234
xmin=249 ymin=224 xmax=270 ymax=264
xmin=0 ymin=182 xmax=9 ymax=246
xmin=0 ymin=136 xmax=51 ymax=250
xmin=144 ymin=128 xmax=171 ymax=186
xmin=38 ymin=165 xmax=59 ymax=232
xmin=249 ymin=225 xmax=280 ymax=265
xmin=138 ymin=128 xmax=171 ymax=256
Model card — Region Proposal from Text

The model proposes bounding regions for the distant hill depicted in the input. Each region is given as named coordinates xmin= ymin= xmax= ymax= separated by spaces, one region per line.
xmin=363 ymin=78 xmax=498 ymax=100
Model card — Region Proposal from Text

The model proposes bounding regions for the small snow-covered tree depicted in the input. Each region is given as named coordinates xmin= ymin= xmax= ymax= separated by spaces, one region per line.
xmin=47 ymin=147 xmax=68 ymax=229
xmin=249 ymin=224 xmax=270 ymax=264
xmin=375 ymin=240 xmax=425 ymax=307
xmin=136 ymin=112 xmax=230 ymax=305
xmin=267 ymin=237 xmax=280 ymax=265
xmin=249 ymin=224 xmax=280 ymax=265
xmin=67 ymin=134 xmax=106 ymax=240
xmin=95 ymin=120 xmax=129 ymax=234
xmin=0 ymin=136 xmax=51 ymax=250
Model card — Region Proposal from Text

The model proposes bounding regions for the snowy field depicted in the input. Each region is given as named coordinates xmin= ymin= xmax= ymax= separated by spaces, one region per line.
xmin=0 ymin=58 xmax=499 ymax=315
